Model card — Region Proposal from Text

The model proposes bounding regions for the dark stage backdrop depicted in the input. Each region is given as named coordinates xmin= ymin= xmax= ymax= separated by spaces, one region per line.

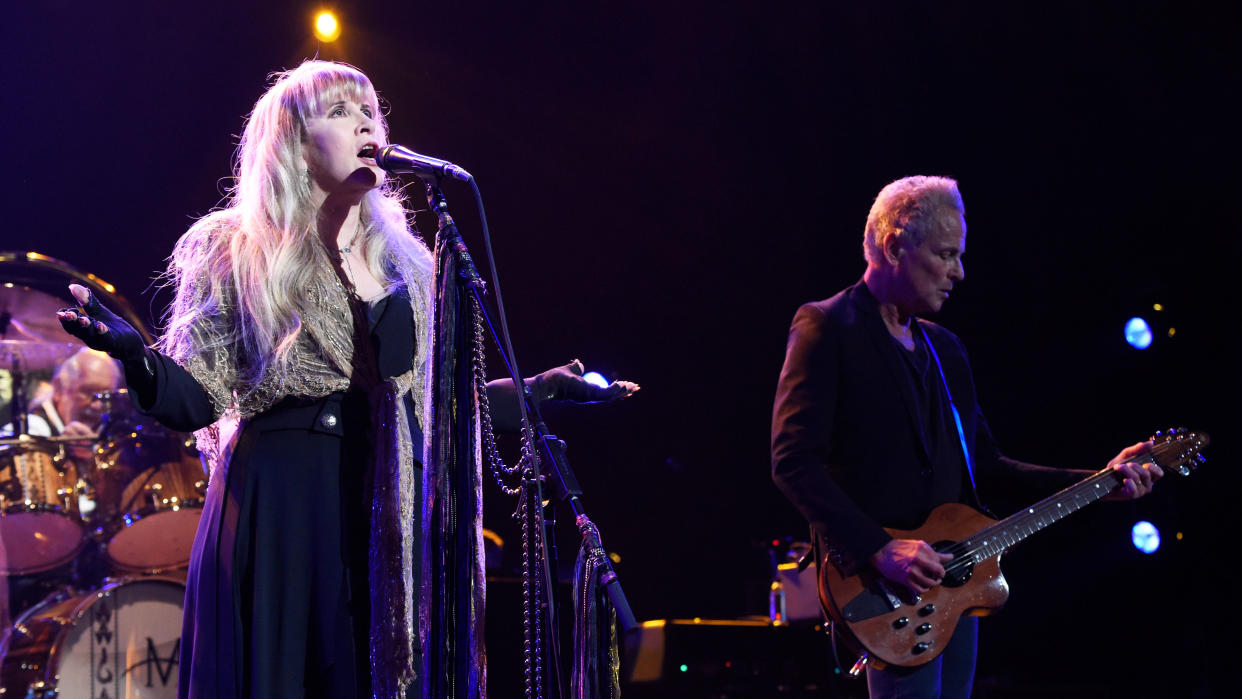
xmin=4 ymin=1 xmax=1236 ymax=695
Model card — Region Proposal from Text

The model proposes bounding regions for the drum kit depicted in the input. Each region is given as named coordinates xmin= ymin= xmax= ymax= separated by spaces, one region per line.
xmin=0 ymin=252 xmax=194 ymax=697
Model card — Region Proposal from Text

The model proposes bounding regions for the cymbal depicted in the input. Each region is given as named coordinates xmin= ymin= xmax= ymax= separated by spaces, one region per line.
xmin=0 ymin=283 xmax=83 ymax=344
xmin=0 ymin=282 xmax=85 ymax=371
xmin=0 ymin=339 xmax=81 ymax=371
xmin=0 ymin=251 xmax=154 ymax=344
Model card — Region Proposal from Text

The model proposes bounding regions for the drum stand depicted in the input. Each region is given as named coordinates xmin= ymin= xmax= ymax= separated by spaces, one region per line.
xmin=427 ymin=180 xmax=636 ymax=699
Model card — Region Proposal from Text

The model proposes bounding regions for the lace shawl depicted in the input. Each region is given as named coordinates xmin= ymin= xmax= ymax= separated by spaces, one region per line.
xmin=159 ymin=219 xmax=433 ymax=479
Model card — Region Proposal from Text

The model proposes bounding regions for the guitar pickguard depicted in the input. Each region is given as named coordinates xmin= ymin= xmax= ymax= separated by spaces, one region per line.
xmin=839 ymin=576 xmax=910 ymax=622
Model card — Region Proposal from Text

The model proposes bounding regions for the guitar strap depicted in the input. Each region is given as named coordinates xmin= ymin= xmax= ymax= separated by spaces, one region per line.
xmin=916 ymin=321 xmax=979 ymax=496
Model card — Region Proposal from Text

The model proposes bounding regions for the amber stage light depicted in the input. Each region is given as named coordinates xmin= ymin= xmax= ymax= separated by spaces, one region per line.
xmin=313 ymin=10 xmax=341 ymax=42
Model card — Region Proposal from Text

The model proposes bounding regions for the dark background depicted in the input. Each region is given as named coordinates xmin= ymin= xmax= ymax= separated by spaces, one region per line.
xmin=3 ymin=1 xmax=1235 ymax=695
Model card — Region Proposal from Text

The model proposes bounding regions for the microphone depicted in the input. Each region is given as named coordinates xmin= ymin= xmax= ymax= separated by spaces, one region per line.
xmin=375 ymin=144 xmax=473 ymax=182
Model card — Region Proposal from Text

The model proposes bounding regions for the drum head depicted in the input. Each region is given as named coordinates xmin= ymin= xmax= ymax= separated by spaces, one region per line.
xmin=108 ymin=507 xmax=203 ymax=572
xmin=0 ymin=576 xmax=185 ymax=698
xmin=0 ymin=510 xmax=84 ymax=575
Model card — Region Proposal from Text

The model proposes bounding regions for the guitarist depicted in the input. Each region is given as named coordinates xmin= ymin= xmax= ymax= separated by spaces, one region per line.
xmin=770 ymin=175 xmax=1161 ymax=698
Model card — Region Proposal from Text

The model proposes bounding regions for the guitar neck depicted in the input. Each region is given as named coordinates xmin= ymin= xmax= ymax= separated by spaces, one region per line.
xmin=965 ymin=463 xmax=1136 ymax=562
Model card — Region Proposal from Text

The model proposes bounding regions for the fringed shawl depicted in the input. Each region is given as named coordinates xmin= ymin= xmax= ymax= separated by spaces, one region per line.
xmin=419 ymin=226 xmax=487 ymax=698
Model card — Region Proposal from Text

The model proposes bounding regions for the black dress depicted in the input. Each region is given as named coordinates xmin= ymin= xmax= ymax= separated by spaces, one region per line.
xmin=144 ymin=289 xmax=422 ymax=698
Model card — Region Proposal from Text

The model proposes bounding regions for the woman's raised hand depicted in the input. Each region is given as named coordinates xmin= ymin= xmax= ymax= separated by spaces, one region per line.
xmin=56 ymin=284 xmax=146 ymax=362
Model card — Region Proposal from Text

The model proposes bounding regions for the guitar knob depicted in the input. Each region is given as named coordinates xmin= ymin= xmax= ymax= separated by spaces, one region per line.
xmin=892 ymin=617 xmax=909 ymax=629
xmin=917 ymin=623 xmax=932 ymax=635
xmin=919 ymin=604 xmax=935 ymax=616
xmin=912 ymin=642 xmax=932 ymax=654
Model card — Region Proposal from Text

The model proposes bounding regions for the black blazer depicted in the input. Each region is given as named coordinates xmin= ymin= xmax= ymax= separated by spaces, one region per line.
xmin=771 ymin=280 xmax=1079 ymax=569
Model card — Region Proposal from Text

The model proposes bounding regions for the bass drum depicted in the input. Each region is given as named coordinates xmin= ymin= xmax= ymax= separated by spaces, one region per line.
xmin=0 ymin=575 xmax=185 ymax=698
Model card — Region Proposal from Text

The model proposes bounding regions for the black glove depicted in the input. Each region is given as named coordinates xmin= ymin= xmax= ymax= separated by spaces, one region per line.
xmin=57 ymin=284 xmax=158 ymax=397
xmin=57 ymin=284 xmax=146 ymax=361
xmin=533 ymin=359 xmax=639 ymax=404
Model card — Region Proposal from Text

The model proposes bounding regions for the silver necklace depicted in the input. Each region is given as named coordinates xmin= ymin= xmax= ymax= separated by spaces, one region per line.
xmin=339 ymin=218 xmax=363 ymax=257
xmin=337 ymin=219 xmax=365 ymax=300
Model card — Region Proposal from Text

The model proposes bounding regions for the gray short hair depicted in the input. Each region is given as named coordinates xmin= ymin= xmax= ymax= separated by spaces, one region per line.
xmin=863 ymin=176 xmax=964 ymax=266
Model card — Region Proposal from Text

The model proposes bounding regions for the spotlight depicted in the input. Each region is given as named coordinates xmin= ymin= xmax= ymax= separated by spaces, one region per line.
xmin=582 ymin=371 xmax=609 ymax=389
xmin=314 ymin=11 xmax=341 ymax=42
xmin=1131 ymin=520 xmax=1160 ymax=554
xmin=1124 ymin=317 xmax=1153 ymax=350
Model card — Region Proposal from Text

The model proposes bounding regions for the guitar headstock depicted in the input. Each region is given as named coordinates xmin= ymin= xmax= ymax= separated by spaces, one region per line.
xmin=1149 ymin=427 xmax=1210 ymax=476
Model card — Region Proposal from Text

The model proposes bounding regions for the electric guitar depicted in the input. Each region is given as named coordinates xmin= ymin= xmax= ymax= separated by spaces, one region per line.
xmin=818 ymin=428 xmax=1209 ymax=669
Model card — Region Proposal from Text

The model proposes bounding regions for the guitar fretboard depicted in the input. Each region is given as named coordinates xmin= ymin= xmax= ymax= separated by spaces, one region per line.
xmin=961 ymin=466 xmax=1129 ymax=563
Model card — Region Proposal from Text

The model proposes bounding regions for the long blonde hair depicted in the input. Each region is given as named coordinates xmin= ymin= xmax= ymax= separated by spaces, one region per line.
xmin=158 ymin=60 xmax=433 ymax=407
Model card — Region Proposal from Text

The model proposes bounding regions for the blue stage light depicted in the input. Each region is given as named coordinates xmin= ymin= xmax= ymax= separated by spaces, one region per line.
xmin=1131 ymin=520 xmax=1160 ymax=554
xmin=1124 ymin=317 xmax=1153 ymax=350
xmin=583 ymin=371 xmax=609 ymax=388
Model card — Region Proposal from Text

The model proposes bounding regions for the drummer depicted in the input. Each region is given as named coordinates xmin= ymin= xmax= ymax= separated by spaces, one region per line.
xmin=25 ymin=347 xmax=121 ymax=454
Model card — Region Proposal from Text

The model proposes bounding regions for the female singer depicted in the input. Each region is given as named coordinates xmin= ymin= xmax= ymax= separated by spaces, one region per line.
xmin=58 ymin=60 xmax=635 ymax=697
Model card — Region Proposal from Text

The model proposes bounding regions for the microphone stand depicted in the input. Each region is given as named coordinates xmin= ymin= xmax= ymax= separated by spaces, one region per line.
xmin=425 ymin=180 xmax=637 ymax=698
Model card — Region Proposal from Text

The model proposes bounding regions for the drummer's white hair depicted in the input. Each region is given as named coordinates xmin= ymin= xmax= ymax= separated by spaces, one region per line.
xmin=52 ymin=348 xmax=121 ymax=390
xmin=156 ymin=61 xmax=432 ymax=404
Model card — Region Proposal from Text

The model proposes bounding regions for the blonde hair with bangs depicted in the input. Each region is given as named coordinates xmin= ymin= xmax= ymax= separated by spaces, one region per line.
xmin=157 ymin=60 xmax=434 ymax=413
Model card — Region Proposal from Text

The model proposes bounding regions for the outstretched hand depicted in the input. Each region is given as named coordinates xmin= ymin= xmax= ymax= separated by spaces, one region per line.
xmin=56 ymin=284 xmax=146 ymax=362
xmin=485 ymin=360 xmax=638 ymax=432
xmin=534 ymin=359 xmax=639 ymax=404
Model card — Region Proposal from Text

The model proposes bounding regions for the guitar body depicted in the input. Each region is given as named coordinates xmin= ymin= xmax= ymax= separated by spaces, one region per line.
xmin=819 ymin=503 xmax=1010 ymax=668
xmin=816 ymin=428 xmax=1208 ymax=669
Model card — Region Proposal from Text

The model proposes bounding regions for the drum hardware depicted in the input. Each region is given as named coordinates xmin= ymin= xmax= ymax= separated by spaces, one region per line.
xmin=0 ymin=433 xmax=97 ymax=446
